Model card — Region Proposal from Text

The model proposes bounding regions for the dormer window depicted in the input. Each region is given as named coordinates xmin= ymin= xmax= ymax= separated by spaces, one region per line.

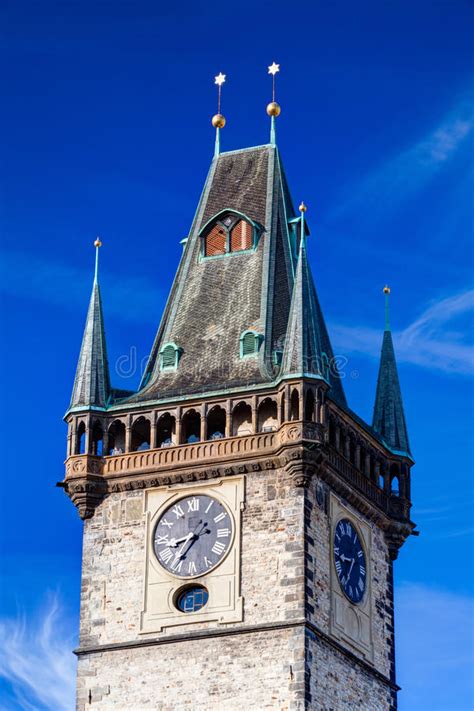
xmin=240 ymin=330 xmax=263 ymax=358
xmin=201 ymin=211 xmax=258 ymax=259
xmin=160 ymin=342 xmax=182 ymax=371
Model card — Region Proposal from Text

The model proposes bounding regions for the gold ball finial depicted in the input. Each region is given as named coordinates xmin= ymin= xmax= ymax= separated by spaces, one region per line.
xmin=299 ymin=201 xmax=307 ymax=213
xmin=383 ymin=285 xmax=390 ymax=294
xmin=266 ymin=101 xmax=281 ymax=117
xmin=212 ymin=113 xmax=226 ymax=129
xmin=94 ymin=237 xmax=102 ymax=248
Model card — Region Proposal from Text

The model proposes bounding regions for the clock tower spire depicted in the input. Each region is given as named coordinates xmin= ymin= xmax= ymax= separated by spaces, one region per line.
xmin=61 ymin=72 xmax=416 ymax=710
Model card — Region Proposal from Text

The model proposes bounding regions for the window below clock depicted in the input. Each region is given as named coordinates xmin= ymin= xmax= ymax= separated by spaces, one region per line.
xmin=175 ymin=585 xmax=209 ymax=613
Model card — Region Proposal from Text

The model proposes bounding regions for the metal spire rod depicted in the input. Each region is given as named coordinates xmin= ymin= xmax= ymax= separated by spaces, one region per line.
xmin=383 ymin=285 xmax=391 ymax=331
xmin=212 ymin=73 xmax=226 ymax=158
xmin=94 ymin=237 xmax=102 ymax=283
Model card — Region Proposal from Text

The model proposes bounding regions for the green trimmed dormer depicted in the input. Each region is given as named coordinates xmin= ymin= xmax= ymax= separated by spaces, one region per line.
xmin=199 ymin=210 xmax=261 ymax=259
xmin=159 ymin=342 xmax=182 ymax=371
xmin=240 ymin=330 xmax=263 ymax=358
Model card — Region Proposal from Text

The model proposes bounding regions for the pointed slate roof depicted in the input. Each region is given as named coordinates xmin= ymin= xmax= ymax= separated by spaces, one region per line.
xmin=372 ymin=328 xmax=410 ymax=455
xmin=281 ymin=231 xmax=347 ymax=405
xmin=131 ymin=144 xmax=296 ymax=401
xmin=69 ymin=257 xmax=110 ymax=411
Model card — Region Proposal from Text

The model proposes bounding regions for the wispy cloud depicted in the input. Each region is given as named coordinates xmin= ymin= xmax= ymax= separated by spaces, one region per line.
xmin=396 ymin=583 xmax=474 ymax=711
xmin=330 ymin=99 xmax=473 ymax=223
xmin=331 ymin=289 xmax=474 ymax=375
xmin=0 ymin=248 xmax=165 ymax=324
xmin=0 ymin=593 xmax=76 ymax=711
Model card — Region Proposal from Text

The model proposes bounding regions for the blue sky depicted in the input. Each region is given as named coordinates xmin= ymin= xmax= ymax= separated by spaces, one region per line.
xmin=0 ymin=1 xmax=473 ymax=708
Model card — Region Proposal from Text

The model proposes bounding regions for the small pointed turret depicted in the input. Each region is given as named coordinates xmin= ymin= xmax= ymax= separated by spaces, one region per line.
xmin=69 ymin=239 xmax=110 ymax=410
xmin=372 ymin=287 xmax=410 ymax=455
xmin=281 ymin=204 xmax=346 ymax=403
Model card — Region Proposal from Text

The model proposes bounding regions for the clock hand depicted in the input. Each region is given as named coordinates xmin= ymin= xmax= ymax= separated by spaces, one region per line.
xmin=348 ymin=558 xmax=355 ymax=580
xmin=173 ymin=532 xmax=194 ymax=562
xmin=169 ymin=535 xmax=192 ymax=548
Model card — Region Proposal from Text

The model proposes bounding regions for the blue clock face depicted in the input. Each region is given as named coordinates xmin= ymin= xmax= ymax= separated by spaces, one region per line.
xmin=333 ymin=518 xmax=366 ymax=604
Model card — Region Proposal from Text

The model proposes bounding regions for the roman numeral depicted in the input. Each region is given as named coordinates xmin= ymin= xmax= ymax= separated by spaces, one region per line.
xmin=217 ymin=528 xmax=231 ymax=538
xmin=172 ymin=504 xmax=184 ymax=518
xmin=155 ymin=535 xmax=169 ymax=545
xmin=212 ymin=541 xmax=226 ymax=556
xmin=335 ymin=561 xmax=342 ymax=573
xmin=357 ymin=550 xmax=363 ymax=558
xmin=360 ymin=566 xmax=366 ymax=576
xmin=159 ymin=548 xmax=173 ymax=563
xmin=205 ymin=500 xmax=214 ymax=513
xmin=345 ymin=522 xmax=352 ymax=536
xmin=171 ymin=559 xmax=183 ymax=572
xmin=161 ymin=518 xmax=173 ymax=529
xmin=188 ymin=561 xmax=197 ymax=575
xmin=358 ymin=578 xmax=364 ymax=590
xmin=204 ymin=556 xmax=213 ymax=568
xmin=214 ymin=512 xmax=227 ymax=523
xmin=334 ymin=546 xmax=340 ymax=556
xmin=187 ymin=498 xmax=199 ymax=512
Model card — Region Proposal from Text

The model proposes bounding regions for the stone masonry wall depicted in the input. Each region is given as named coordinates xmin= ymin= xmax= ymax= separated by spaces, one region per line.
xmin=78 ymin=467 xmax=307 ymax=707
xmin=78 ymin=627 xmax=305 ymax=711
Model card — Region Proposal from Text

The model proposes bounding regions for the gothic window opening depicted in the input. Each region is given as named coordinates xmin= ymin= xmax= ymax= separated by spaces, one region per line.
xmin=131 ymin=417 xmax=151 ymax=451
xmin=202 ymin=212 xmax=256 ymax=258
xmin=205 ymin=224 xmax=227 ymax=256
xmin=108 ymin=420 xmax=126 ymax=455
xmin=232 ymin=401 xmax=252 ymax=436
xmin=182 ymin=409 xmax=201 ymax=443
xmin=290 ymin=389 xmax=300 ymax=421
xmin=390 ymin=463 xmax=400 ymax=496
xmin=157 ymin=413 xmax=176 ymax=447
xmin=304 ymin=389 xmax=315 ymax=422
xmin=207 ymin=406 xmax=226 ymax=440
xmin=76 ymin=421 xmax=86 ymax=455
xmin=257 ymin=398 xmax=278 ymax=432
xmin=91 ymin=421 xmax=104 ymax=456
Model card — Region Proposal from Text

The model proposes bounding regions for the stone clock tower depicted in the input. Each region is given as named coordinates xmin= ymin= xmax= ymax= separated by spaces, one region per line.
xmin=61 ymin=74 xmax=415 ymax=710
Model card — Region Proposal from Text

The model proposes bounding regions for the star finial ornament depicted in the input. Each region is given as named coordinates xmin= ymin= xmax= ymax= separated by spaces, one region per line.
xmin=268 ymin=62 xmax=280 ymax=76
xmin=214 ymin=72 xmax=226 ymax=86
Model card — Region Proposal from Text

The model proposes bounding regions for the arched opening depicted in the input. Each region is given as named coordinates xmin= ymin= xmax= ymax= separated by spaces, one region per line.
xmin=182 ymin=409 xmax=201 ymax=443
xmin=349 ymin=437 xmax=356 ymax=465
xmin=131 ymin=417 xmax=151 ymax=451
xmin=339 ymin=430 xmax=346 ymax=455
xmin=390 ymin=464 xmax=400 ymax=496
xmin=207 ymin=406 xmax=226 ymax=440
xmin=156 ymin=413 xmax=176 ymax=447
xmin=76 ymin=421 xmax=86 ymax=455
xmin=232 ymin=402 xmax=252 ymax=436
xmin=91 ymin=421 xmax=104 ymax=456
xmin=290 ymin=389 xmax=299 ymax=421
xmin=108 ymin=420 xmax=126 ymax=455
xmin=379 ymin=473 xmax=385 ymax=489
xmin=257 ymin=398 xmax=278 ymax=432
xmin=304 ymin=389 xmax=315 ymax=422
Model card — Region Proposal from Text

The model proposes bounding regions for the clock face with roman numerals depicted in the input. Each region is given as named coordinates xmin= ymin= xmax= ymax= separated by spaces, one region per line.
xmin=333 ymin=518 xmax=367 ymax=604
xmin=153 ymin=494 xmax=234 ymax=578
